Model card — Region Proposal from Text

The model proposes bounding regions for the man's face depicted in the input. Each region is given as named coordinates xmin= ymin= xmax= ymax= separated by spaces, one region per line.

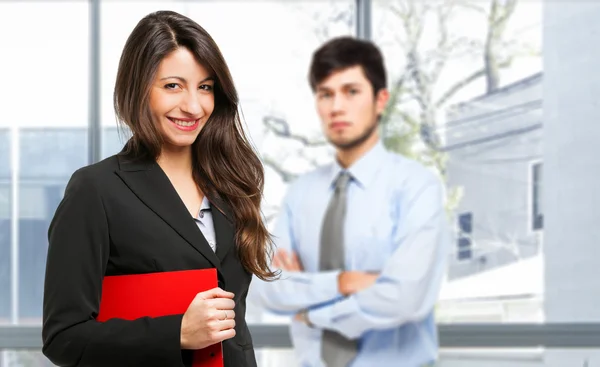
xmin=315 ymin=65 xmax=388 ymax=150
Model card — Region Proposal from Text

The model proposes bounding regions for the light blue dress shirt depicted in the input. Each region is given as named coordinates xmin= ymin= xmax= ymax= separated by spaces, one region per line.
xmin=250 ymin=141 xmax=451 ymax=367
xmin=194 ymin=196 xmax=216 ymax=252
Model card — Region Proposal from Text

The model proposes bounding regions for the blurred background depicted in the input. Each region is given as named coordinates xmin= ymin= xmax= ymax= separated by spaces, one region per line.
xmin=1 ymin=0 xmax=599 ymax=366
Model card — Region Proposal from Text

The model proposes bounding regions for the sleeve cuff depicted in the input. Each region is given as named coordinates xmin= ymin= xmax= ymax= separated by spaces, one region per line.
xmin=318 ymin=270 xmax=343 ymax=301
xmin=283 ymin=269 xmax=342 ymax=306
xmin=307 ymin=297 xmax=361 ymax=338
xmin=307 ymin=300 xmax=334 ymax=329
xmin=150 ymin=314 xmax=186 ymax=365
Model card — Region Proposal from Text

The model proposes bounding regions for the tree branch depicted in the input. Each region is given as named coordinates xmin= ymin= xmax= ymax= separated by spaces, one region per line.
xmin=454 ymin=0 xmax=488 ymax=14
xmin=434 ymin=57 xmax=513 ymax=108
xmin=484 ymin=0 xmax=518 ymax=92
xmin=495 ymin=0 xmax=518 ymax=26
xmin=263 ymin=115 xmax=327 ymax=147
xmin=430 ymin=2 xmax=453 ymax=84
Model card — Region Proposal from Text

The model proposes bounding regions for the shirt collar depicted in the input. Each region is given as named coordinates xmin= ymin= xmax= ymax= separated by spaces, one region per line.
xmin=197 ymin=196 xmax=211 ymax=217
xmin=328 ymin=140 xmax=387 ymax=189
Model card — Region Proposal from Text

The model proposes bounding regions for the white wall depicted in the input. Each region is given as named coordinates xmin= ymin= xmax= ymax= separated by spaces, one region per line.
xmin=543 ymin=0 xmax=600 ymax=365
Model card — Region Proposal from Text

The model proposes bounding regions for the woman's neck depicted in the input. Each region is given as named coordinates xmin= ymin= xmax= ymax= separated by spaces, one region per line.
xmin=156 ymin=145 xmax=194 ymax=178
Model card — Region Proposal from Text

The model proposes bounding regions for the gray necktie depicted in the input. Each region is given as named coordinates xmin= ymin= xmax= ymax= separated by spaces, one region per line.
xmin=319 ymin=171 xmax=358 ymax=367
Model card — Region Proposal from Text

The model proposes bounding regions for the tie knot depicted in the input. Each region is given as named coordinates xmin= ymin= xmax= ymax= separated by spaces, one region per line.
xmin=334 ymin=171 xmax=351 ymax=192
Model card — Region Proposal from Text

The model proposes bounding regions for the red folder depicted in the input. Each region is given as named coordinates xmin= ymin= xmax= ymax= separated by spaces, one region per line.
xmin=96 ymin=269 xmax=223 ymax=367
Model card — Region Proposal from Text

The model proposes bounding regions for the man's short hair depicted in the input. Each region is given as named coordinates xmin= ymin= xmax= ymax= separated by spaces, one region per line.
xmin=308 ymin=36 xmax=387 ymax=94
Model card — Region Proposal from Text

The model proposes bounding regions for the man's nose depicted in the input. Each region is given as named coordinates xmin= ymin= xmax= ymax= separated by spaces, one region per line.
xmin=331 ymin=94 xmax=346 ymax=113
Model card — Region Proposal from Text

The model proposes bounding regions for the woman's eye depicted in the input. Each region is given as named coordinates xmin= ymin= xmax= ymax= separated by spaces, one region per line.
xmin=165 ymin=83 xmax=179 ymax=90
xmin=200 ymin=84 xmax=213 ymax=91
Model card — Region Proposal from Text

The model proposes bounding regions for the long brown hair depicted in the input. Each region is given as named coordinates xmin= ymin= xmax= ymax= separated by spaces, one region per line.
xmin=113 ymin=10 xmax=277 ymax=281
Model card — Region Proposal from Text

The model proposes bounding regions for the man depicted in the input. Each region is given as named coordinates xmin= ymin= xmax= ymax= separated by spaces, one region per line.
xmin=250 ymin=36 xmax=450 ymax=367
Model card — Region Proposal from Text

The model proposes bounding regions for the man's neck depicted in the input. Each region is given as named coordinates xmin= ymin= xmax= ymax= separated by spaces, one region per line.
xmin=336 ymin=134 xmax=380 ymax=169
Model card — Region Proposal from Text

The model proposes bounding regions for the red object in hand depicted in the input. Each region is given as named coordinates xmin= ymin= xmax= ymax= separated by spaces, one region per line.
xmin=97 ymin=269 xmax=223 ymax=367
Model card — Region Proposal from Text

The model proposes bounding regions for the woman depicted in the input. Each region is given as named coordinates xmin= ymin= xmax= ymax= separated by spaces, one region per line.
xmin=42 ymin=10 xmax=276 ymax=367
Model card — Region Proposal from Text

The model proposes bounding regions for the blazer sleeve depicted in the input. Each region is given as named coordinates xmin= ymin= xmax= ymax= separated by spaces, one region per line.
xmin=42 ymin=168 xmax=185 ymax=367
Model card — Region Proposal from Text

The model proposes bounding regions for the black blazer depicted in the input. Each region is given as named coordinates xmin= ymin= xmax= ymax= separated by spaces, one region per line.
xmin=42 ymin=153 xmax=257 ymax=367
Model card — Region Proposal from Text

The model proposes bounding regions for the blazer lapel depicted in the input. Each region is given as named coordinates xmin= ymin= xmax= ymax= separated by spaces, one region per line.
xmin=211 ymin=198 xmax=236 ymax=262
xmin=115 ymin=154 xmax=223 ymax=275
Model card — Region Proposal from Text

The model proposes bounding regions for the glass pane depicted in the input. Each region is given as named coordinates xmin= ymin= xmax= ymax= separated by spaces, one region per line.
xmin=0 ymin=1 xmax=89 ymax=325
xmin=372 ymin=0 xmax=543 ymax=324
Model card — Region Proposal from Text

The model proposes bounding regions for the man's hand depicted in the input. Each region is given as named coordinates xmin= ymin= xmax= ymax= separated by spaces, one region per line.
xmin=338 ymin=271 xmax=379 ymax=296
xmin=292 ymin=272 xmax=379 ymax=327
xmin=293 ymin=309 xmax=312 ymax=326
xmin=272 ymin=249 xmax=303 ymax=272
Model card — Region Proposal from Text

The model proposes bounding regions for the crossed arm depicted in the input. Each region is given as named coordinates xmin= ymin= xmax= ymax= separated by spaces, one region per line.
xmin=250 ymin=177 xmax=450 ymax=339
xmin=248 ymin=197 xmax=378 ymax=314
xmin=271 ymin=249 xmax=378 ymax=324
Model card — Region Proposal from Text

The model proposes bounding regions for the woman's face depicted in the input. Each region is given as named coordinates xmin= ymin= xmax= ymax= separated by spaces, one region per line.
xmin=149 ymin=47 xmax=215 ymax=152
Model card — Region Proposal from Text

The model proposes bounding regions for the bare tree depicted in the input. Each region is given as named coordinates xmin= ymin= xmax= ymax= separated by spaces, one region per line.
xmin=383 ymin=0 xmax=526 ymax=160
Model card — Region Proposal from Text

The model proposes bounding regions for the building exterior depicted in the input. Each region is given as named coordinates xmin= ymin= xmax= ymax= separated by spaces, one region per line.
xmin=443 ymin=72 xmax=543 ymax=281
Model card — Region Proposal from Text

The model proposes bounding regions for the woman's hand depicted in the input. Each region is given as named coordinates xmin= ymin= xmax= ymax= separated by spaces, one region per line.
xmin=180 ymin=287 xmax=236 ymax=350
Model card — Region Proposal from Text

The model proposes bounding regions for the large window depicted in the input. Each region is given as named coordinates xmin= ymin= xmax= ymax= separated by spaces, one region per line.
xmin=0 ymin=2 xmax=89 ymax=325
xmin=6 ymin=1 xmax=600 ymax=367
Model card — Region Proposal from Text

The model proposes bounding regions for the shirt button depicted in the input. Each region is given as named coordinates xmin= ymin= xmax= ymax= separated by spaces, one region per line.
xmin=199 ymin=211 xmax=204 ymax=218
